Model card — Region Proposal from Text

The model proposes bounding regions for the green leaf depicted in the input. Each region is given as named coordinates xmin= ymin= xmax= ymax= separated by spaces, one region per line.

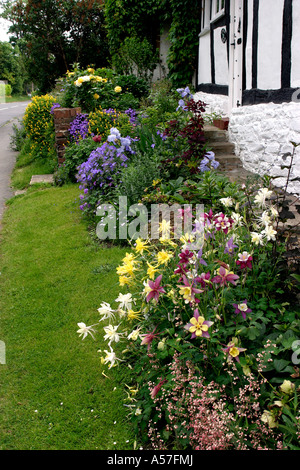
xmin=273 ymin=359 xmax=290 ymax=372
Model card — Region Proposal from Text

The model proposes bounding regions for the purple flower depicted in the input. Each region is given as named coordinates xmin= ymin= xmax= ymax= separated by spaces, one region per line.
xmin=50 ymin=103 xmax=61 ymax=115
xmin=69 ymin=113 xmax=89 ymax=142
xmin=146 ymin=275 xmax=166 ymax=303
xmin=224 ymin=237 xmax=238 ymax=256
xmin=199 ymin=151 xmax=220 ymax=172
xmin=232 ymin=300 xmax=252 ymax=320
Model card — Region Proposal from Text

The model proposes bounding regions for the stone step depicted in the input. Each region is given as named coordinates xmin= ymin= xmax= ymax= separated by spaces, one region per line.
xmin=204 ymin=125 xmax=229 ymax=142
xmin=210 ymin=141 xmax=235 ymax=154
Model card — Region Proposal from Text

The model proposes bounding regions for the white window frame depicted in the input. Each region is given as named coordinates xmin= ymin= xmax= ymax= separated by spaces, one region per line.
xmin=199 ymin=0 xmax=225 ymax=36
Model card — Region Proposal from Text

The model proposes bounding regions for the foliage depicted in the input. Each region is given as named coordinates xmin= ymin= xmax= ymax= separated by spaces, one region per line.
xmin=104 ymin=0 xmax=202 ymax=88
xmin=23 ymin=94 xmax=56 ymax=157
xmin=1 ymin=0 xmax=110 ymax=93
xmin=0 ymin=41 xmax=28 ymax=95
xmin=112 ymin=36 xmax=159 ymax=84
xmin=79 ymin=178 xmax=300 ymax=449
xmin=56 ymin=65 xmax=145 ymax=113
xmin=54 ymin=137 xmax=101 ymax=185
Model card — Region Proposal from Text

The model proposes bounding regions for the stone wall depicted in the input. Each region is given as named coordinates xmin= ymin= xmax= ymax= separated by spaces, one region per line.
xmin=229 ymin=102 xmax=300 ymax=196
xmin=194 ymin=91 xmax=300 ymax=196
xmin=52 ymin=107 xmax=81 ymax=165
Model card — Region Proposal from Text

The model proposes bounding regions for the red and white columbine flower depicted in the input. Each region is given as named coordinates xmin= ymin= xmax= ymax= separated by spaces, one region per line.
xmin=236 ymin=251 xmax=253 ymax=270
xmin=213 ymin=212 xmax=234 ymax=234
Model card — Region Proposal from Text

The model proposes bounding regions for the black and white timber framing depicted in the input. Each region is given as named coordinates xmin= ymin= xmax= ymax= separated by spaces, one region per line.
xmin=197 ymin=0 xmax=300 ymax=106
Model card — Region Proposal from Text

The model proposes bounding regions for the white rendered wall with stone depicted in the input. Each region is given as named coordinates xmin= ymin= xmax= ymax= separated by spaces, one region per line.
xmin=229 ymin=102 xmax=300 ymax=196
xmin=194 ymin=91 xmax=300 ymax=196
xmin=194 ymin=91 xmax=229 ymax=118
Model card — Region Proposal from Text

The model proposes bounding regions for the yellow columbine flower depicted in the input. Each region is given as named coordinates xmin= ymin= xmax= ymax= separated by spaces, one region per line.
xmin=147 ymin=262 xmax=158 ymax=280
xmin=114 ymin=86 xmax=122 ymax=93
xmin=135 ymin=238 xmax=149 ymax=254
xmin=119 ymin=276 xmax=131 ymax=287
xmin=122 ymin=252 xmax=136 ymax=264
xmin=157 ymin=250 xmax=172 ymax=265
xmin=127 ymin=309 xmax=141 ymax=321
xmin=117 ymin=262 xmax=135 ymax=277
xmin=179 ymin=285 xmax=192 ymax=302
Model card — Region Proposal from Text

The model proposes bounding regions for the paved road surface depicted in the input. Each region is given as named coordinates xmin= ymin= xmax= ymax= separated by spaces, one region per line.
xmin=0 ymin=100 xmax=31 ymax=221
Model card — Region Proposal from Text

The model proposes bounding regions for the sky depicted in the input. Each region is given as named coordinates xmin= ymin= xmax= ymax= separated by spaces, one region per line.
xmin=0 ymin=14 xmax=11 ymax=42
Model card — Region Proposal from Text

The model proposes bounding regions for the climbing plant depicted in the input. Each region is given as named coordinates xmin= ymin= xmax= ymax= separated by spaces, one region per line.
xmin=104 ymin=0 xmax=202 ymax=88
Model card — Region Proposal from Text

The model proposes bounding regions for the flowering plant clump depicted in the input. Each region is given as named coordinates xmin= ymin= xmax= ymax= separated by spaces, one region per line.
xmin=69 ymin=113 xmax=89 ymax=143
xmin=76 ymin=128 xmax=134 ymax=216
xmin=23 ymin=94 xmax=56 ymax=155
xmin=56 ymin=64 xmax=145 ymax=113
xmin=77 ymin=184 xmax=300 ymax=449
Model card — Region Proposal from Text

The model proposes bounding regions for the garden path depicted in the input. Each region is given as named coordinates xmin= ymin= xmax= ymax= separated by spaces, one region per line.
xmin=0 ymin=102 xmax=30 ymax=224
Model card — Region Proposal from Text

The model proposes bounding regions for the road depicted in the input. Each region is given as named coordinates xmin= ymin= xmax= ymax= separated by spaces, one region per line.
xmin=0 ymin=100 xmax=31 ymax=221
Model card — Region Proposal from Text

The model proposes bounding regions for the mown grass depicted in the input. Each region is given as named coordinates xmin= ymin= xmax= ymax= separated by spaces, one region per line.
xmin=10 ymin=138 xmax=57 ymax=190
xmin=0 ymin=185 xmax=135 ymax=450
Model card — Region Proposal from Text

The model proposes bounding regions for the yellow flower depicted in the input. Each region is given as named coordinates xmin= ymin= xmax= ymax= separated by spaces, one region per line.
xmin=134 ymin=238 xmax=149 ymax=254
xmin=119 ymin=276 xmax=132 ymax=287
xmin=157 ymin=250 xmax=172 ymax=265
xmin=279 ymin=380 xmax=295 ymax=395
xmin=179 ymin=285 xmax=192 ymax=302
xmin=127 ymin=309 xmax=142 ymax=322
xmin=114 ymin=86 xmax=122 ymax=93
xmin=261 ymin=410 xmax=278 ymax=428
xmin=117 ymin=262 xmax=135 ymax=277
xmin=87 ymin=67 xmax=94 ymax=73
xmin=94 ymin=93 xmax=100 ymax=100
xmin=147 ymin=262 xmax=158 ymax=280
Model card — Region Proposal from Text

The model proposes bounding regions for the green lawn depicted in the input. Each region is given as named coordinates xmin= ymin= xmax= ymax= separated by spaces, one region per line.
xmin=0 ymin=185 xmax=135 ymax=450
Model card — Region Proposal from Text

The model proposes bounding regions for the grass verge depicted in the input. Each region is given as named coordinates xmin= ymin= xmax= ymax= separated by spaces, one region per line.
xmin=0 ymin=185 xmax=135 ymax=450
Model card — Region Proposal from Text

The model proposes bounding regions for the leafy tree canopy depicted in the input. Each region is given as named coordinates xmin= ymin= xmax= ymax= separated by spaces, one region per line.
xmin=0 ymin=0 xmax=110 ymax=92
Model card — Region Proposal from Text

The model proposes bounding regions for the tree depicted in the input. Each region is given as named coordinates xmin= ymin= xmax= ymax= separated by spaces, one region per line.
xmin=0 ymin=0 xmax=110 ymax=93
xmin=0 ymin=41 xmax=27 ymax=94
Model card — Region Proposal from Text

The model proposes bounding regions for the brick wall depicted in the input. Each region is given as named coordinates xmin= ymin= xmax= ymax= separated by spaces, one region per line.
xmin=52 ymin=107 xmax=81 ymax=165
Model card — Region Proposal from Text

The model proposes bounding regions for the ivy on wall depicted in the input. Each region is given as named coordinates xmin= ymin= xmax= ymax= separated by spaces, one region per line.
xmin=104 ymin=0 xmax=202 ymax=87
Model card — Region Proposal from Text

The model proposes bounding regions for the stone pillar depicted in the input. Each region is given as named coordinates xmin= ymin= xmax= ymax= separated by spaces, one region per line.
xmin=52 ymin=107 xmax=81 ymax=165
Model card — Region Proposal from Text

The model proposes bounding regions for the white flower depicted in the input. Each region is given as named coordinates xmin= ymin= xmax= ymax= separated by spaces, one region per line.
xmin=251 ymin=232 xmax=264 ymax=246
xmin=254 ymin=188 xmax=273 ymax=208
xmin=231 ymin=212 xmax=244 ymax=226
xmin=220 ymin=197 xmax=234 ymax=207
xmin=262 ymin=225 xmax=277 ymax=241
xmin=127 ymin=327 xmax=141 ymax=341
xmin=77 ymin=322 xmax=96 ymax=340
xmin=115 ymin=293 xmax=133 ymax=311
xmin=98 ymin=302 xmax=116 ymax=321
xmin=80 ymin=75 xmax=91 ymax=82
xmin=258 ymin=210 xmax=272 ymax=227
xmin=269 ymin=206 xmax=279 ymax=218
xmin=103 ymin=324 xmax=123 ymax=345
xmin=103 ymin=346 xmax=121 ymax=368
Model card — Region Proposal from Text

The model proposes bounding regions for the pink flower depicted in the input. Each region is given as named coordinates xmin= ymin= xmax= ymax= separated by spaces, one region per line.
xmin=236 ymin=251 xmax=253 ymax=270
xmin=146 ymin=274 xmax=166 ymax=302
xmin=212 ymin=266 xmax=239 ymax=287
xmin=195 ymin=272 xmax=211 ymax=289
xmin=151 ymin=379 xmax=167 ymax=399
xmin=140 ymin=326 xmax=160 ymax=351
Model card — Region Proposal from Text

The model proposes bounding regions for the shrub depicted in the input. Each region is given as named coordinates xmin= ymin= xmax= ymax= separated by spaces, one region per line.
xmin=54 ymin=137 xmax=101 ymax=185
xmin=5 ymin=83 xmax=12 ymax=96
xmin=23 ymin=94 xmax=56 ymax=157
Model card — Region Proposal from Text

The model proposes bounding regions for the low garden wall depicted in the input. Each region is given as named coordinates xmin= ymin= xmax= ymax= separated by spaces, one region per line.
xmin=52 ymin=107 xmax=81 ymax=164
